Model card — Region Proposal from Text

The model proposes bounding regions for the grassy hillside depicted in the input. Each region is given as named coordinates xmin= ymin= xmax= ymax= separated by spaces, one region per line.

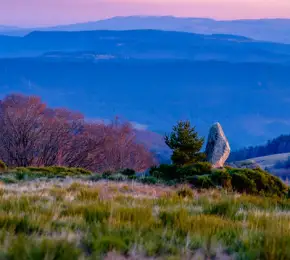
xmin=237 ymin=153 xmax=290 ymax=170
xmin=232 ymin=153 xmax=290 ymax=181
xmin=0 ymin=179 xmax=290 ymax=259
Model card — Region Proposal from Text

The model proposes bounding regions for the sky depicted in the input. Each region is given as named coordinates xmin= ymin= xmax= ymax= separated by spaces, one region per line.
xmin=1 ymin=0 xmax=290 ymax=27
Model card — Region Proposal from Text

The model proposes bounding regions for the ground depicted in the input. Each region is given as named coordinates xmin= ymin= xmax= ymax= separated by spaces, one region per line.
xmin=0 ymin=179 xmax=290 ymax=259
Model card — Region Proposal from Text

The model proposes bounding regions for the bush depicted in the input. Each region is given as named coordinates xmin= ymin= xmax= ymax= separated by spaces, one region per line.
xmin=150 ymin=170 xmax=163 ymax=179
xmin=90 ymin=174 xmax=103 ymax=182
xmin=177 ymin=162 xmax=212 ymax=179
xmin=14 ymin=166 xmax=92 ymax=177
xmin=186 ymin=175 xmax=215 ymax=189
xmin=140 ymin=176 xmax=159 ymax=185
xmin=102 ymin=171 xmax=113 ymax=179
xmin=15 ymin=171 xmax=29 ymax=181
xmin=211 ymin=169 xmax=232 ymax=190
xmin=149 ymin=162 xmax=287 ymax=198
xmin=121 ymin=168 xmax=136 ymax=177
xmin=151 ymin=162 xmax=212 ymax=182
xmin=230 ymin=172 xmax=257 ymax=194
xmin=0 ymin=176 xmax=17 ymax=184
xmin=0 ymin=160 xmax=7 ymax=173
xmin=71 ymin=167 xmax=92 ymax=175
xmin=229 ymin=168 xmax=288 ymax=197
xmin=150 ymin=164 xmax=178 ymax=181
xmin=46 ymin=166 xmax=92 ymax=175
xmin=190 ymin=162 xmax=212 ymax=173
xmin=107 ymin=173 xmax=127 ymax=182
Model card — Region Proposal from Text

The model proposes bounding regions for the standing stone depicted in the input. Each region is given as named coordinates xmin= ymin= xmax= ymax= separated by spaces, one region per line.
xmin=205 ymin=122 xmax=230 ymax=168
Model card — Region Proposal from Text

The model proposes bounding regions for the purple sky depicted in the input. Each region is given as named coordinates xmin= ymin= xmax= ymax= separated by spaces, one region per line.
xmin=1 ymin=0 xmax=290 ymax=27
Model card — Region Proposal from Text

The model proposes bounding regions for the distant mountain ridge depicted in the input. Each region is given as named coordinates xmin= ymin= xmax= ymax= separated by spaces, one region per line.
xmin=1 ymin=30 xmax=290 ymax=63
xmin=0 ymin=25 xmax=20 ymax=31
xmin=1 ymin=16 xmax=290 ymax=43
xmin=1 ymin=22 xmax=290 ymax=159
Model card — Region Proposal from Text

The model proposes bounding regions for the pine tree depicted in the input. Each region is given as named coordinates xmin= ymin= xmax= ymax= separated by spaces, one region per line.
xmin=165 ymin=120 xmax=205 ymax=166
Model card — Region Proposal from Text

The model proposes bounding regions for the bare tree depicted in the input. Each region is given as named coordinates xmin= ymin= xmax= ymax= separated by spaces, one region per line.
xmin=0 ymin=94 xmax=156 ymax=172
xmin=98 ymin=118 xmax=156 ymax=172
xmin=0 ymin=94 xmax=47 ymax=166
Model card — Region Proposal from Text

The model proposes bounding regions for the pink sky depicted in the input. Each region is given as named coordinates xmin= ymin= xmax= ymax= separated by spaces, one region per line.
xmin=1 ymin=0 xmax=290 ymax=27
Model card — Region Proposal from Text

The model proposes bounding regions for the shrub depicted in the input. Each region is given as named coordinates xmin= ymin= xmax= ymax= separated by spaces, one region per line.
xmin=128 ymin=175 xmax=138 ymax=180
xmin=14 ymin=166 xmax=92 ymax=177
xmin=231 ymin=172 xmax=258 ymax=194
xmin=148 ymin=161 xmax=287 ymax=197
xmin=0 ymin=176 xmax=17 ymax=184
xmin=71 ymin=167 xmax=92 ymax=175
xmin=229 ymin=168 xmax=288 ymax=197
xmin=165 ymin=180 xmax=179 ymax=186
xmin=140 ymin=176 xmax=159 ymax=185
xmin=191 ymin=162 xmax=212 ymax=173
xmin=90 ymin=174 xmax=103 ymax=182
xmin=0 ymin=160 xmax=7 ymax=172
xmin=150 ymin=162 xmax=212 ymax=183
xmin=211 ymin=169 xmax=232 ymax=190
xmin=107 ymin=173 xmax=127 ymax=182
xmin=177 ymin=162 xmax=212 ymax=179
xmin=121 ymin=168 xmax=136 ymax=177
xmin=102 ymin=171 xmax=113 ymax=179
xmin=186 ymin=175 xmax=215 ymax=189
xmin=150 ymin=170 xmax=163 ymax=179
xmin=15 ymin=171 xmax=28 ymax=181
xmin=46 ymin=166 xmax=92 ymax=176
xmin=150 ymin=164 xmax=178 ymax=181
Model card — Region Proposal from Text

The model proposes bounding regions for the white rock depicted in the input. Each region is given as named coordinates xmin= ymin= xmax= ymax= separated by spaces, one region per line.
xmin=205 ymin=122 xmax=230 ymax=168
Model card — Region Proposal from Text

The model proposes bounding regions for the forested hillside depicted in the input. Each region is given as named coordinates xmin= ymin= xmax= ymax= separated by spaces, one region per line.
xmin=229 ymin=134 xmax=290 ymax=162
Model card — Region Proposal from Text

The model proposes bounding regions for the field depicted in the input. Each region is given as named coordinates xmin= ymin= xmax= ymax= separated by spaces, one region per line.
xmin=236 ymin=153 xmax=290 ymax=170
xmin=234 ymin=153 xmax=290 ymax=180
xmin=0 ymin=178 xmax=290 ymax=260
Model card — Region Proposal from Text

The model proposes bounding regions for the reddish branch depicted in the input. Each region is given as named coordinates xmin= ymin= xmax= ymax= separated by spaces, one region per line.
xmin=0 ymin=94 xmax=155 ymax=172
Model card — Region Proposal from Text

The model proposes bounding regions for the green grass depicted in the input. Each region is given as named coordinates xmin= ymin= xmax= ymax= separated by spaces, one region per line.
xmin=0 ymin=180 xmax=289 ymax=259
xmin=1 ymin=164 xmax=288 ymax=200
xmin=0 ymin=167 xmax=92 ymax=182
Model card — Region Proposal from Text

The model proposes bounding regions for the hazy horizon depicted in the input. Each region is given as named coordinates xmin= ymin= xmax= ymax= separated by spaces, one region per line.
xmin=1 ymin=0 xmax=290 ymax=27
xmin=3 ymin=15 xmax=290 ymax=29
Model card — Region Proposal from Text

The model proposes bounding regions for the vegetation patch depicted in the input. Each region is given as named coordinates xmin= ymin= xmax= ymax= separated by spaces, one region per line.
xmin=0 ymin=180 xmax=288 ymax=259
